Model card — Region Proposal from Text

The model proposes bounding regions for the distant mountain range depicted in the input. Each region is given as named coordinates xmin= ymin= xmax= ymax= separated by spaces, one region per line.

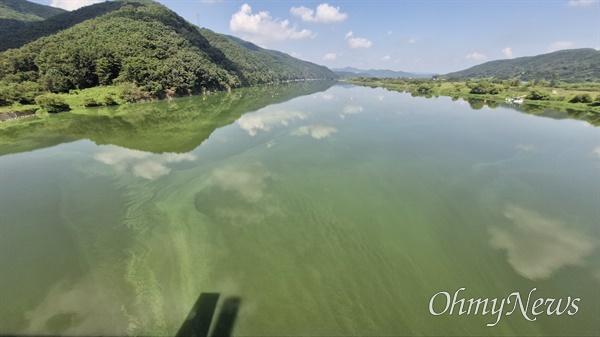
xmin=0 ymin=0 xmax=336 ymax=100
xmin=445 ymin=48 xmax=600 ymax=82
xmin=333 ymin=67 xmax=432 ymax=79
xmin=0 ymin=0 xmax=65 ymax=35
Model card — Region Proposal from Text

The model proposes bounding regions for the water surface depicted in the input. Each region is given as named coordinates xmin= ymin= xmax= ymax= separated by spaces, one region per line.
xmin=1 ymin=82 xmax=598 ymax=336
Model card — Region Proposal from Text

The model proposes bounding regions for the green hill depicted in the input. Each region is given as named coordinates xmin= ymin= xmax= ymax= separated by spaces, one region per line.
xmin=0 ymin=1 xmax=130 ymax=52
xmin=445 ymin=49 xmax=600 ymax=83
xmin=0 ymin=0 xmax=336 ymax=104
xmin=0 ymin=0 xmax=65 ymax=36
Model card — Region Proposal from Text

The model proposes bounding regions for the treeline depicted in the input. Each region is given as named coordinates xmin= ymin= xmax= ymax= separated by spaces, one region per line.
xmin=0 ymin=0 xmax=336 ymax=108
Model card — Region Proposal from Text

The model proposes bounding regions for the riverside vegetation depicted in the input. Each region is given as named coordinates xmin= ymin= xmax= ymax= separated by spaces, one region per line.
xmin=348 ymin=77 xmax=600 ymax=124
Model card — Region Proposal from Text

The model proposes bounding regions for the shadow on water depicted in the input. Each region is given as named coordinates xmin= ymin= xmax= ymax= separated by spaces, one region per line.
xmin=0 ymin=292 xmax=241 ymax=337
xmin=176 ymin=293 xmax=241 ymax=337
xmin=0 ymin=81 xmax=336 ymax=156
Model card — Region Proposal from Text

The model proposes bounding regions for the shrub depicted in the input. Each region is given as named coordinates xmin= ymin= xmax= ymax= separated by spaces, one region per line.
xmin=0 ymin=81 xmax=43 ymax=105
xmin=35 ymin=93 xmax=70 ymax=113
xmin=569 ymin=93 xmax=592 ymax=104
xmin=589 ymin=95 xmax=600 ymax=107
xmin=101 ymin=94 xmax=118 ymax=106
xmin=118 ymin=82 xmax=149 ymax=103
xmin=417 ymin=83 xmax=433 ymax=95
xmin=526 ymin=90 xmax=550 ymax=101
xmin=466 ymin=80 xmax=499 ymax=95
xmin=83 ymin=98 xmax=100 ymax=107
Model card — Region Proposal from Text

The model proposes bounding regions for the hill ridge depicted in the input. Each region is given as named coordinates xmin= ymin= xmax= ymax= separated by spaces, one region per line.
xmin=0 ymin=0 xmax=336 ymax=104
xmin=445 ymin=48 xmax=600 ymax=82
xmin=0 ymin=0 xmax=65 ymax=37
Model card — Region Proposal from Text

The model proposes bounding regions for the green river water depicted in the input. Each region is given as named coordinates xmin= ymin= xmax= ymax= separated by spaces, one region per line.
xmin=0 ymin=82 xmax=598 ymax=336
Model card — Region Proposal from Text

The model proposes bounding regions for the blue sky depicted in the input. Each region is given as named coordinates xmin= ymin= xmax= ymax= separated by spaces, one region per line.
xmin=30 ymin=0 xmax=599 ymax=73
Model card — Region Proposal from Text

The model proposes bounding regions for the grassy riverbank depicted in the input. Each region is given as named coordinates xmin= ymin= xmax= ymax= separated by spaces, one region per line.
xmin=348 ymin=78 xmax=600 ymax=115
xmin=0 ymin=84 xmax=150 ymax=120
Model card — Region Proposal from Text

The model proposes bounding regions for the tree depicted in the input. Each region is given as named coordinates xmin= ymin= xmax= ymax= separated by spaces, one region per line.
xmin=466 ymin=80 xmax=499 ymax=94
xmin=526 ymin=90 xmax=550 ymax=100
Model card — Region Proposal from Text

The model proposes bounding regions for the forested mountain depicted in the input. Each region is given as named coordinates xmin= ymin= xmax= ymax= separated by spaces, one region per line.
xmin=445 ymin=49 xmax=600 ymax=82
xmin=333 ymin=67 xmax=431 ymax=79
xmin=0 ymin=0 xmax=336 ymax=103
xmin=0 ymin=1 xmax=129 ymax=51
xmin=0 ymin=0 xmax=64 ymax=36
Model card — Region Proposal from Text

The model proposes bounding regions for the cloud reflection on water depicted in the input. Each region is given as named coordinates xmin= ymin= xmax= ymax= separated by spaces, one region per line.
xmin=290 ymin=125 xmax=337 ymax=139
xmin=590 ymin=146 xmax=600 ymax=159
xmin=340 ymin=105 xmax=363 ymax=119
xmin=195 ymin=163 xmax=282 ymax=225
xmin=22 ymin=275 xmax=128 ymax=336
xmin=94 ymin=147 xmax=196 ymax=180
xmin=237 ymin=109 xmax=308 ymax=136
xmin=490 ymin=205 xmax=597 ymax=280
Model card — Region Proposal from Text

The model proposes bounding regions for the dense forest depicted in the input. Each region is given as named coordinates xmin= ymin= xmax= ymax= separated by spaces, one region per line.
xmin=444 ymin=49 xmax=600 ymax=83
xmin=0 ymin=0 xmax=64 ymax=37
xmin=0 ymin=0 xmax=336 ymax=107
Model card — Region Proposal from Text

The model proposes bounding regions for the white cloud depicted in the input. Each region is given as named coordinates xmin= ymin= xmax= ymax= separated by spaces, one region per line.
xmin=502 ymin=47 xmax=514 ymax=59
xmin=548 ymin=41 xmax=575 ymax=52
xmin=408 ymin=38 xmax=418 ymax=44
xmin=568 ymin=0 xmax=598 ymax=6
xmin=290 ymin=125 xmax=337 ymax=139
xmin=345 ymin=31 xmax=372 ymax=49
xmin=237 ymin=109 xmax=307 ymax=136
xmin=323 ymin=53 xmax=338 ymax=60
xmin=200 ymin=0 xmax=222 ymax=3
xmin=230 ymin=4 xmax=314 ymax=45
xmin=290 ymin=3 xmax=347 ymax=23
xmin=382 ymin=55 xmax=391 ymax=61
xmin=388 ymin=30 xmax=393 ymax=36
xmin=50 ymin=0 xmax=103 ymax=11
xmin=490 ymin=205 xmax=597 ymax=280
xmin=466 ymin=52 xmax=486 ymax=61
xmin=290 ymin=6 xmax=313 ymax=21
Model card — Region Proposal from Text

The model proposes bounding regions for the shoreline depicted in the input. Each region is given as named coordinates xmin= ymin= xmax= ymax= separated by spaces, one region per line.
xmin=347 ymin=78 xmax=600 ymax=115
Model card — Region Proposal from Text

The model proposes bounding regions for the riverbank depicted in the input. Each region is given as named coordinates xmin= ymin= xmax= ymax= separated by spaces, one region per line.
xmin=347 ymin=78 xmax=600 ymax=115
xmin=0 ymin=84 xmax=154 ymax=119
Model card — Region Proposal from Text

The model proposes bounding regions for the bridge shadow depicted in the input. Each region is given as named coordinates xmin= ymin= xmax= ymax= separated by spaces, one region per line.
xmin=176 ymin=293 xmax=241 ymax=337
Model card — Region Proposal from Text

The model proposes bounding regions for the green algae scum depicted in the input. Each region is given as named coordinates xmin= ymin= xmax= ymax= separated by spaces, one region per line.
xmin=0 ymin=82 xmax=598 ymax=336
